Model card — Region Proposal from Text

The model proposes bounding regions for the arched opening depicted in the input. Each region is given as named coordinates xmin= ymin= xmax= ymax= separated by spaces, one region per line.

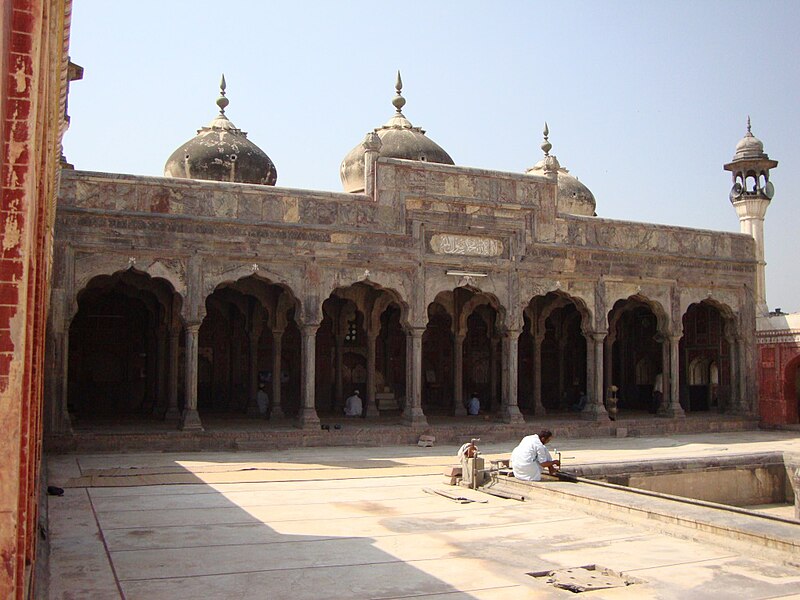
xmin=464 ymin=307 xmax=498 ymax=412
xmin=680 ymin=301 xmax=733 ymax=412
xmin=422 ymin=302 xmax=453 ymax=414
xmin=783 ymin=356 xmax=800 ymax=424
xmin=523 ymin=292 xmax=589 ymax=414
xmin=68 ymin=269 xmax=181 ymax=422
xmin=422 ymin=287 xmax=504 ymax=416
xmin=200 ymin=276 xmax=300 ymax=419
xmin=607 ymin=297 xmax=665 ymax=414
xmin=320 ymin=282 xmax=407 ymax=417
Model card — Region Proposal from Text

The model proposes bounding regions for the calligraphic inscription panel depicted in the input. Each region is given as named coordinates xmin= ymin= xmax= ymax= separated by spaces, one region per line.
xmin=430 ymin=234 xmax=504 ymax=257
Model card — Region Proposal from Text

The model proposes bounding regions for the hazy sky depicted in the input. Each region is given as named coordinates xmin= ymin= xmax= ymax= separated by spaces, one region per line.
xmin=65 ymin=1 xmax=800 ymax=312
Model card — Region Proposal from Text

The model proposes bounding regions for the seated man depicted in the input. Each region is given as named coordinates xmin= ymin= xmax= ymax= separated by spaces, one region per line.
xmin=344 ymin=389 xmax=362 ymax=417
xmin=510 ymin=429 xmax=560 ymax=481
xmin=571 ymin=391 xmax=588 ymax=412
xmin=256 ymin=383 xmax=269 ymax=418
xmin=466 ymin=393 xmax=480 ymax=415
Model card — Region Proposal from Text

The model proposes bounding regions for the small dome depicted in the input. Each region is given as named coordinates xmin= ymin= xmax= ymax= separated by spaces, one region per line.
xmin=527 ymin=161 xmax=596 ymax=216
xmin=164 ymin=76 xmax=277 ymax=186
xmin=340 ymin=72 xmax=453 ymax=193
xmin=732 ymin=117 xmax=767 ymax=162
xmin=526 ymin=124 xmax=596 ymax=216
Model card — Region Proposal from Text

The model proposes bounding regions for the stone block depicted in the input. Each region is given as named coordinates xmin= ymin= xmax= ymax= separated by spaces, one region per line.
xmin=443 ymin=466 xmax=462 ymax=477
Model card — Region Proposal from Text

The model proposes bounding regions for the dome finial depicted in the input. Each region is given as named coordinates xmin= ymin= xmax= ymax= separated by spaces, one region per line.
xmin=392 ymin=70 xmax=406 ymax=113
xmin=746 ymin=115 xmax=752 ymax=135
xmin=216 ymin=73 xmax=229 ymax=115
xmin=541 ymin=121 xmax=552 ymax=156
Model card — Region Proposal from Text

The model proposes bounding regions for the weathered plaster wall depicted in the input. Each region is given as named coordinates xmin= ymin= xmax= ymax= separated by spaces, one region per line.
xmin=0 ymin=0 xmax=70 ymax=597
xmin=50 ymin=156 xmax=759 ymax=427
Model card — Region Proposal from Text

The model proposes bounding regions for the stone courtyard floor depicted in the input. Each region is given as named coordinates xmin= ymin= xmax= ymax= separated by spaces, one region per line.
xmin=45 ymin=431 xmax=800 ymax=599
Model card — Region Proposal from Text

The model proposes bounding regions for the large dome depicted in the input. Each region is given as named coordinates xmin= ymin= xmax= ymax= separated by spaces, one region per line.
xmin=526 ymin=124 xmax=596 ymax=216
xmin=340 ymin=72 xmax=453 ymax=193
xmin=164 ymin=76 xmax=277 ymax=186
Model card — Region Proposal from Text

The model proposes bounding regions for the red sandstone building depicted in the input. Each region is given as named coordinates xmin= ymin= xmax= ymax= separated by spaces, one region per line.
xmin=758 ymin=312 xmax=800 ymax=425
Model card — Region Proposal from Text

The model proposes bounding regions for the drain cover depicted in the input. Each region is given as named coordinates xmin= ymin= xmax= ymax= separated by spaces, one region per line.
xmin=528 ymin=564 xmax=641 ymax=593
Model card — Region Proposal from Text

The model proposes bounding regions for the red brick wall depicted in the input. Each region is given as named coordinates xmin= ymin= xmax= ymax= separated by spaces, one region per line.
xmin=758 ymin=339 xmax=800 ymax=425
xmin=1 ymin=0 xmax=69 ymax=597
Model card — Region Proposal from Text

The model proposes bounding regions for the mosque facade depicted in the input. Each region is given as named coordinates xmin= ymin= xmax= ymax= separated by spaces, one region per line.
xmin=44 ymin=75 xmax=769 ymax=434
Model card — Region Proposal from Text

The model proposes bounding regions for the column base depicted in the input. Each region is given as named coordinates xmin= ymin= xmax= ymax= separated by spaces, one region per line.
xmin=179 ymin=409 xmax=204 ymax=431
xmin=295 ymin=407 xmax=320 ymax=429
xmin=533 ymin=402 xmax=547 ymax=416
xmin=365 ymin=399 xmax=378 ymax=418
xmin=581 ymin=404 xmax=608 ymax=421
xmin=270 ymin=401 xmax=285 ymax=420
xmin=163 ymin=406 xmax=181 ymax=424
xmin=454 ymin=403 xmax=467 ymax=417
xmin=499 ymin=405 xmax=524 ymax=424
xmin=402 ymin=407 xmax=428 ymax=427
xmin=54 ymin=408 xmax=74 ymax=435
xmin=659 ymin=404 xmax=685 ymax=418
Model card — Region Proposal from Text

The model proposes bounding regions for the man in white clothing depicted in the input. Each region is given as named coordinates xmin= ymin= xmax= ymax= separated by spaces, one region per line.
xmin=466 ymin=393 xmax=480 ymax=415
xmin=344 ymin=390 xmax=362 ymax=417
xmin=256 ymin=383 xmax=269 ymax=418
xmin=510 ymin=429 xmax=560 ymax=481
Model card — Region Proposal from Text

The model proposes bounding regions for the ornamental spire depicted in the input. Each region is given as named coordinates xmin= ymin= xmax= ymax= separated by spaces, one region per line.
xmin=216 ymin=74 xmax=229 ymax=115
xmin=392 ymin=70 xmax=406 ymax=114
xmin=541 ymin=122 xmax=552 ymax=156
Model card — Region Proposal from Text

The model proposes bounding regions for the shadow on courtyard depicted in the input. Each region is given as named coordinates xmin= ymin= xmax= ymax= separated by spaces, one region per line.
xmin=48 ymin=456 xmax=525 ymax=600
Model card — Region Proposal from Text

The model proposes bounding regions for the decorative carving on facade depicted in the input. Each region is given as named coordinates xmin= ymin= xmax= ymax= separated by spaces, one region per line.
xmin=457 ymin=275 xmax=478 ymax=288
xmin=430 ymin=233 xmax=503 ymax=257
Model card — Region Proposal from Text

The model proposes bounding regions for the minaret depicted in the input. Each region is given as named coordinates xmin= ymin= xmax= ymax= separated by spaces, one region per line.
xmin=724 ymin=118 xmax=778 ymax=316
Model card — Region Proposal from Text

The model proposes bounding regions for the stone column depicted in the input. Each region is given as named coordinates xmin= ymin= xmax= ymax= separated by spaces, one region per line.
xmin=603 ymin=335 xmax=613 ymax=407
xmin=737 ymin=336 xmax=748 ymax=416
xmin=489 ymin=337 xmax=498 ymax=411
xmin=585 ymin=332 xmax=595 ymax=410
xmin=532 ymin=331 xmax=546 ymax=415
xmin=726 ymin=334 xmax=739 ymax=413
xmin=403 ymin=326 xmax=427 ymax=427
xmin=365 ymin=332 xmax=378 ymax=417
xmin=180 ymin=322 xmax=204 ymax=431
xmin=453 ymin=333 xmax=466 ymax=416
xmin=230 ymin=322 xmax=242 ymax=410
xmin=583 ymin=332 xmax=608 ymax=420
xmin=164 ymin=328 xmax=181 ymax=423
xmin=334 ymin=333 xmax=345 ymax=413
xmin=500 ymin=329 xmax=524 ymax=423
xmin=246 ymin=331 xmax=261 ymax=415
xmin=362 ymin=131 xmax=382 ymax=198
xmin=45 ymin=327 xmax=73 ymax=434
xmin=271 ymin=329 xmax=285 ymax=419
xmin=557 ymin=337 xmax=567 ymax=408
xmin=153 ymin=325 xmax=168 ymax=415
xmin=657 ymin=336 xmax=671 ymax=417
xmin=662 ymin=334 xmax=685 ymax=418
xmin=296 ymin=324 xmax=320 ymax=429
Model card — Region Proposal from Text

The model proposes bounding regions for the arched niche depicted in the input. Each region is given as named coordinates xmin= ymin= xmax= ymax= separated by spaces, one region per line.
xmin=67 ymin=268 xmax=182 ymax=421
xmin=680 ymin=299 xmax=736 ymax=412
xmin=318 ymin=281 xmax=409 ymax=415
xmin=522 ymin=291 xmax=591 ymax=412
xmin=199 ymin=275 xmax=301 ymax=417
xmin=606 ymin=294 xmax=668 ymax=413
